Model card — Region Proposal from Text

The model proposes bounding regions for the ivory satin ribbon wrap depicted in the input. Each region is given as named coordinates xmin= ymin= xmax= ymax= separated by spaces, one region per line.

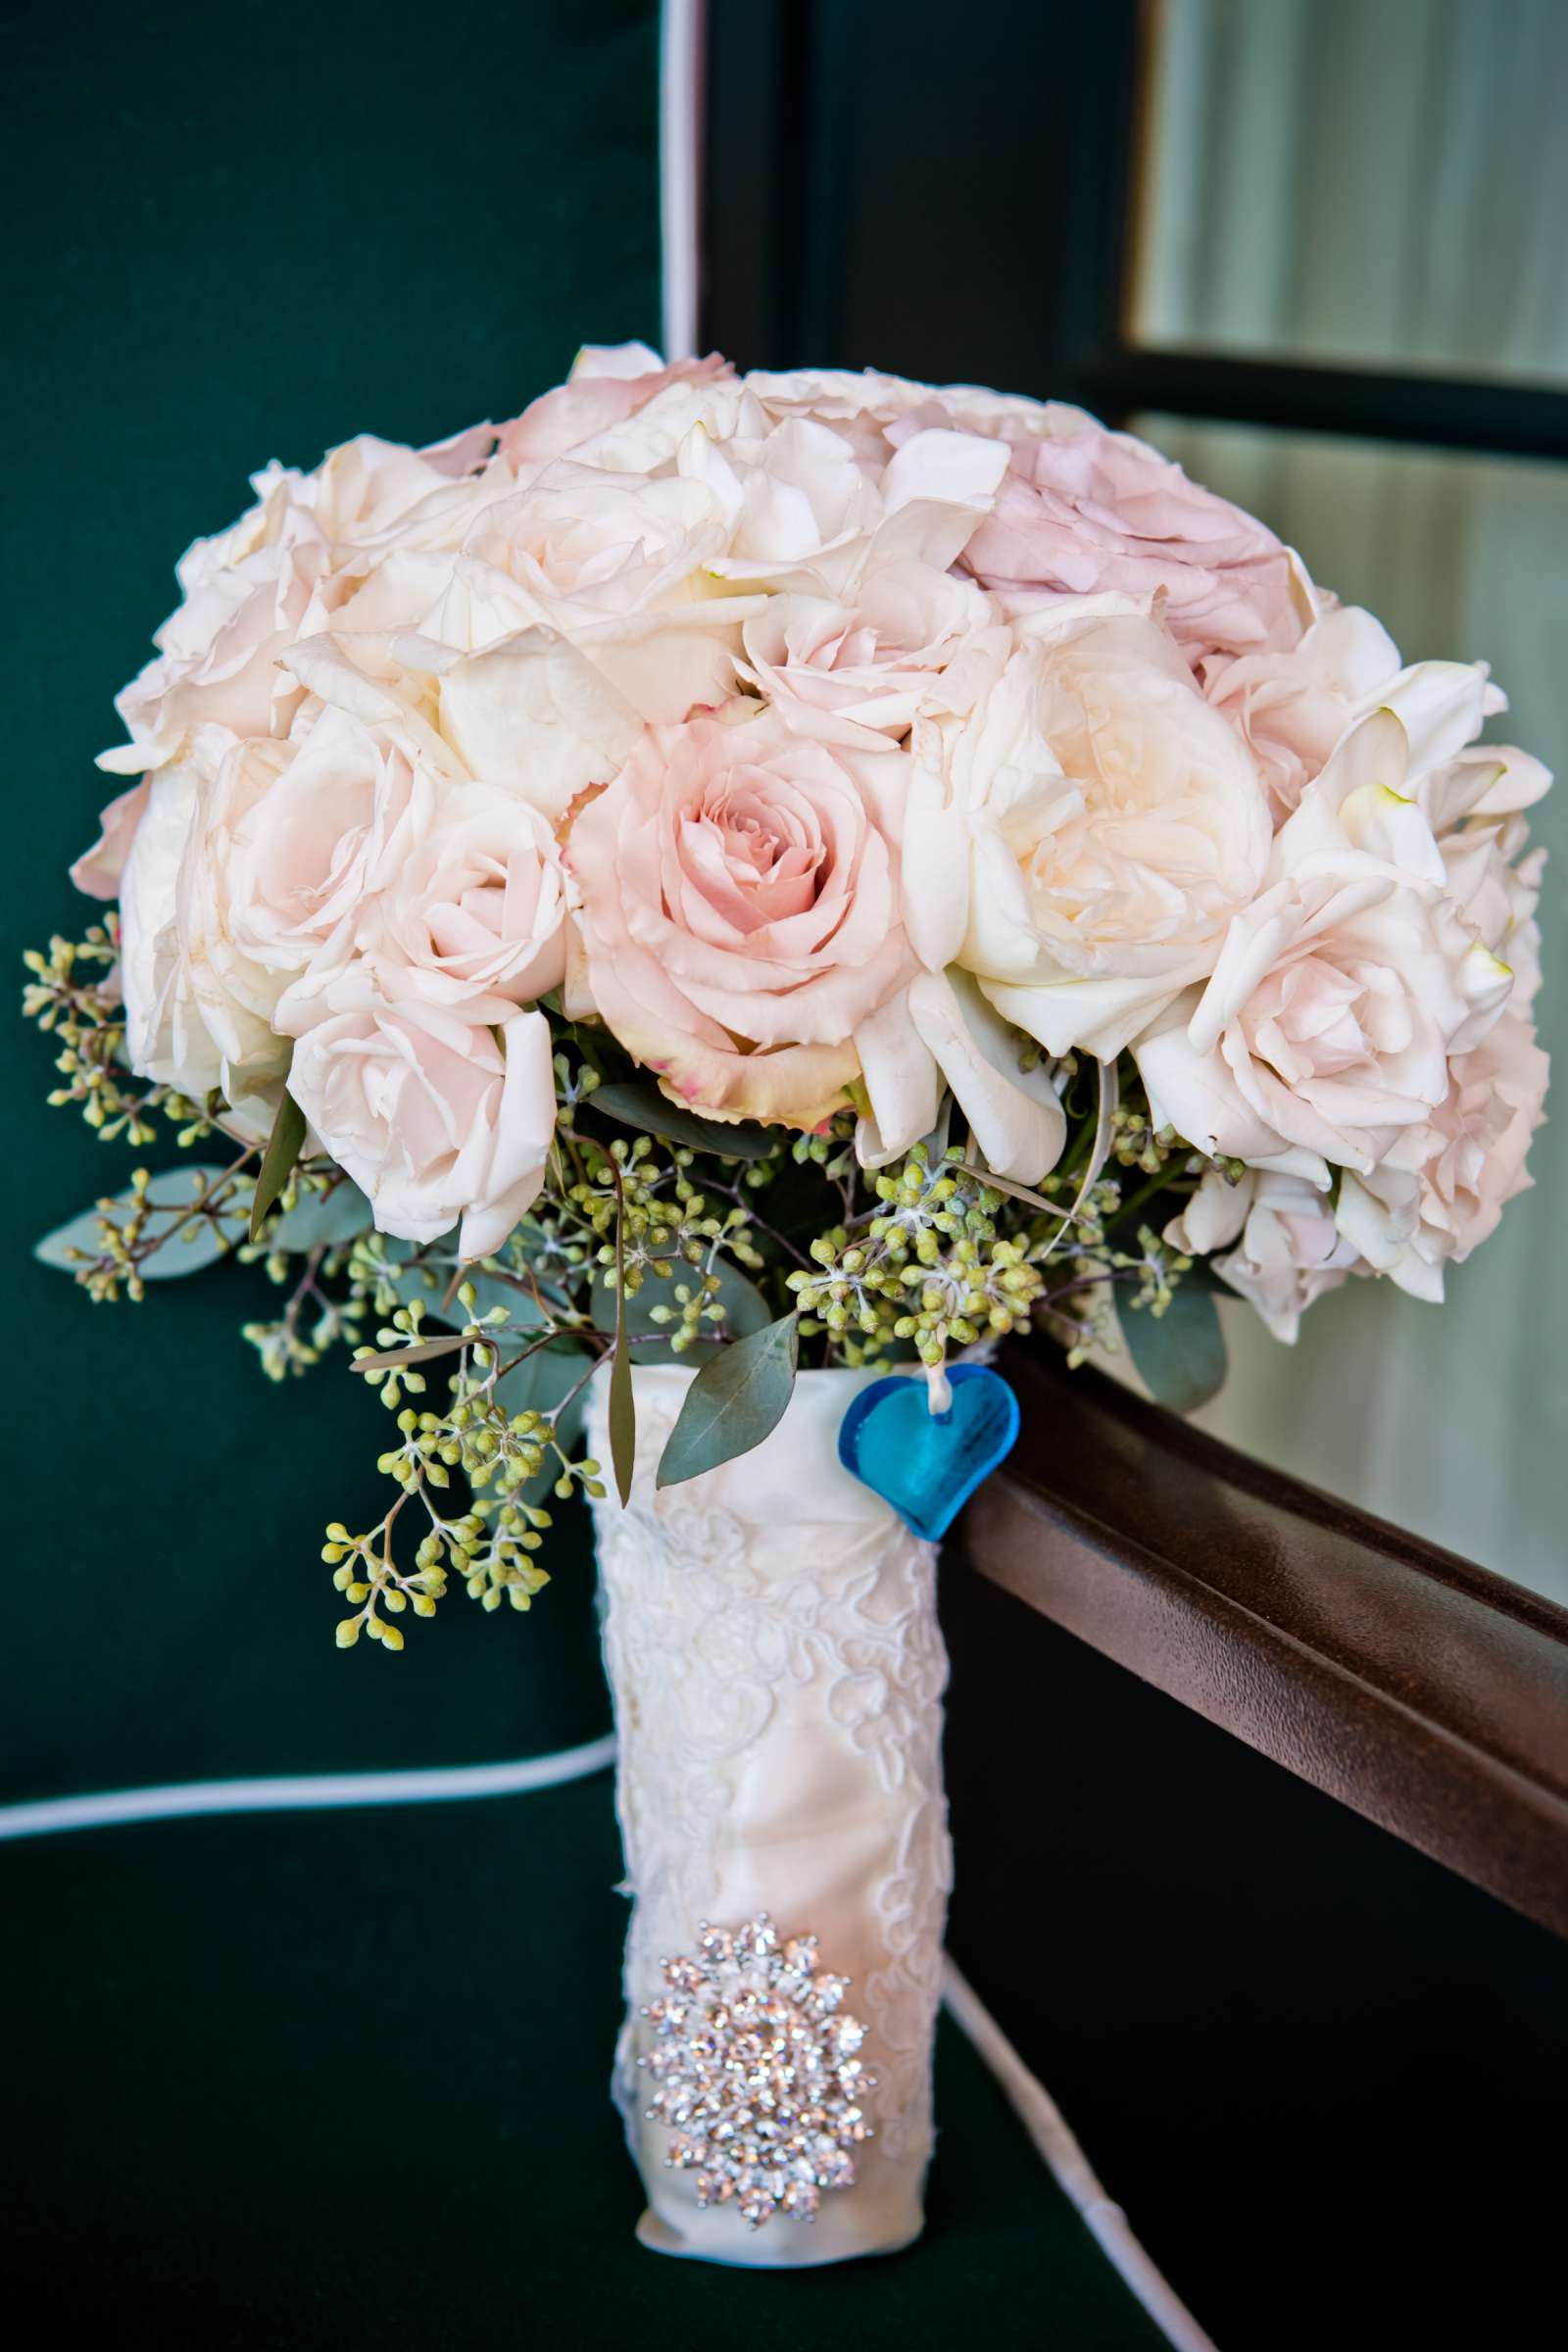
xmin=586 ymin=1365 xmax=952 ymax=2267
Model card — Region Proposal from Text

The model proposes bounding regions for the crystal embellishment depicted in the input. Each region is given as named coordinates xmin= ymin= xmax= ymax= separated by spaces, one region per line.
xmin=638 ymin=1912 xmax=875 ymax=2229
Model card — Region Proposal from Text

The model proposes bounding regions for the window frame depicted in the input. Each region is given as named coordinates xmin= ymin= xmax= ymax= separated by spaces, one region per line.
xmin=693 ymin=0 xmax=1568 ymax=1936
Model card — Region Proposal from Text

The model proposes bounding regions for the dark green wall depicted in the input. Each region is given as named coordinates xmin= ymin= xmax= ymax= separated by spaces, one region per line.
xmin=3 ymin=0 xmax=662 ymax=1799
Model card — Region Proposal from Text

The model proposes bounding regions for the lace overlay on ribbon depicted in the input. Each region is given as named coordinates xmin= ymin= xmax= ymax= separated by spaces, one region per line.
xmin=587 ymin=1365 xmax=951 ymax=2264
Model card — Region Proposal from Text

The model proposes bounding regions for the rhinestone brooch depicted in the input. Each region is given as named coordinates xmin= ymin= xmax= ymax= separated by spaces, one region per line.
xmin=638 ymin=1911 xmax=875 ymax=2229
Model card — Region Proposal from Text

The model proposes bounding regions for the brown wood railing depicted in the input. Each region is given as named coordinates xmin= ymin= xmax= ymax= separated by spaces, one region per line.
xmin=956 ymin=1343 xmax=1568 ymax=1940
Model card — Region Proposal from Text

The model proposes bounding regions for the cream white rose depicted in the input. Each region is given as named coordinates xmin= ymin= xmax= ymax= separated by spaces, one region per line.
xmin=738 ymin=564 xmax=1004 ymax=748
xmin=1203 ymin=614 xmax=1504 ymax=821
xmin=227 ymin=707 xmax=435 ymax=1004
xmin=1334 ymin=1008 xmax=1548 ymax=1300
xmin=695 ymin=417 xmax=1007 ymax=597
xmin=369 ymin=779 xmax=568 ymax=1013
xmin=500 ymin=344 xmax=749 ymax=476
xmin=288 ymin=997 xmax=556 ymax=1256
xmin=117 ymin=734 xmax=290 ymax=1131
xmin=906 ymin=604 xmax=1272 ymax=1060
xmin=100 ymin=430 xmax=512 ymax=779
xmin=1135 ymin=710 xmax=1515 ymax=1180
xmin=1165 ymin=1166 xmax=1360 ymax=1342
xmin=1414 ymin=741 xmax=1549 ymax=1015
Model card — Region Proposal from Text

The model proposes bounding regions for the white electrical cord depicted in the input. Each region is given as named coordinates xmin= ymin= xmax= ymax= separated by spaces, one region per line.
xmin=1 ymin=1740 xmax=1214 ymax=2343
xmin=0 ymin=1733 xmax=617 ymax=1842
xmin=943 ymin=1957 xmax=1220 ymax=2351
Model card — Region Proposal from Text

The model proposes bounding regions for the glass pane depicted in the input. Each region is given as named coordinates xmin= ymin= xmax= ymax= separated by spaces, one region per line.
xmin=1135 ymin=418 xmax=1566 ymax=1601
xmin=1134 ymin=0 xmax=1568 ymax=384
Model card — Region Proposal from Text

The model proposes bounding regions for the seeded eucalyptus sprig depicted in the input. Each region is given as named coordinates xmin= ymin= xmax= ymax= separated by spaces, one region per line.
xmin=24 ymin=922 xmax=1233 ymax=1648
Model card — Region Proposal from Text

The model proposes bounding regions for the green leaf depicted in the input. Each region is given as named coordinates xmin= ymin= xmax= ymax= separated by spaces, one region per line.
xmin=656 ymin=1312 xmax=799 ymax=1489
xmin=249 ymin=1089 xmax=307 ymax=1242
xmin=588 ymin=1080 xmax=775 ymax=1161
xmin=495 ymin=1337 xmax=591 ymax=1423
xmin=1120 ymin=1283 xmax=1228 ymax=1415
xmin=268 ymin=1177 xmax=374 ymax=1250
xmin=352 ymin=1334 xmax=470 ymax=1374
xmin=621 ymin=1258 xmax=775 ymax=1362
xmin=609 ymin=1197 xmax=635 ymax=1505
xmin=36 ymin=1166 xmax=242 ymax=1280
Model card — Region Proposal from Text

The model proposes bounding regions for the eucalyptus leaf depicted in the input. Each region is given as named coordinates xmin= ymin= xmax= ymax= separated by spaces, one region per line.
xmin=268 ymin=1177 xmax=374 ymax=1251
xmin=494 ymin=1338 xmax=592 ymax=1422
xmin=1120 ymin=1283 xmax=1227 ymax=1415
xmin=352 ymin=1334 xmax=470 ymax=1375
xmin=621 ymin=1257 xmax=775 ymax=1361
xmin=609 ymin=1201 xmax=635 ymax=1504
xmin=589 ymin=1080 xmax=775 ymax=1161
xmin=656 ymin=1312 xmax=799 ymax=1490
xmin=249 ymin=1090 xmax=307 ymax=1242
xmin=36 ymin=1165 xmax=243 ymax=1281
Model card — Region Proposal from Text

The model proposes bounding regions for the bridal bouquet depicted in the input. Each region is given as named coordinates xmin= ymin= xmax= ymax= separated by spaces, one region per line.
xmin=23 ymin=344 xmax=1551 ymax=2261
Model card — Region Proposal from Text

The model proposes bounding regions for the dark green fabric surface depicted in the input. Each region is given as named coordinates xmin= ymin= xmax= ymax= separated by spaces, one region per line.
xmin=3 ymin=0 xmax=659 ymax=1801
xmin=4 ymin=1770 xmax=1171 ymax=2347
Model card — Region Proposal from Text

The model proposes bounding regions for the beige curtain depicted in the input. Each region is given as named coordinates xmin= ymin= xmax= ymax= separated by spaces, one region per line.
xmin=1132 ymin=1 xmax=1568 ymax=1598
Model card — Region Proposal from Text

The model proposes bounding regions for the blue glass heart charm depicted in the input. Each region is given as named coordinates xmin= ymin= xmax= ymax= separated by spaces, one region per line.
xmin=837 ymin=1365 xmax=1020 ymax=1542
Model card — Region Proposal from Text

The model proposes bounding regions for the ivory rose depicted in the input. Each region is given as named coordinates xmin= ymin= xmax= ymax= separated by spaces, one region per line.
xmin=1415 ymin=740 xmax=1550 ymax=1014
xmin=457 ymin=466 xmax=730 ymax=632
xmin=1166 ymin=1166 xmax=1361 ymax=1342
xmin=565 ymin=702 xmax=919 ymax=1130
xmin=1134 ymin=711 xmax=1515 ymax=1180
xmin=1200 ymin=605 xmax=1402 ymax=817
xmin=695 ymin=416 xmax=1007 ymax=597
xmin=369 ymin=780 xmax=568 ymax=1012
xmin=100 ymin=429 xmax=511 ymax=779
xmin=499 ymin=343 xmax=745 ymax=474
xmin=854 ymin=966 xmax=1067 ymax=1185
xmin=428 ymin=471 xmax=762 ymax=808
xmin=737 ymin=565 xmax=1004 ymax=746
xmin=116 ymin=737 xmax=292 ymax=1132
xmin=101 ymin=470 xmax=326 ymax=777
xmin=949 ymin=405 xmax=1308 ymax=664
xmin=71 ymin=781 xmax=151 ymax=900
xmin=1203 ymin=616 xmax=1505 ymax=820
xmin=906 ymin=605 xmax=1272 ymax=1059
xmin=288 ymin=998 xmax=557 ymax=1255
xmin=1334 ymin=1009 xmax=1549 ymax=1300
xmin=224 ymin=708 xmax=434 ymax=1006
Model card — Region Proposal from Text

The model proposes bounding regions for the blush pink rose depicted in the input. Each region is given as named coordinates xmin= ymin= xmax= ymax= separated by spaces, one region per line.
xmin=1165 ymin=1166 xmax=1360 ymax=1343
xmin=1200 ymin=606 xmax=1403 ymax=817
xmin=1335 ymin=1008 xmax=1549 ymax=1299
xmin=1204 ymin=619 xmax=1505 ymax=822
xmin=565 ymin=703 xmax=918 ymax=1129
xmin=1135 ymin=712 xmax=1514 ymax=1181
xmin=499 ymin=345 xmax=742 ymax=473
xmin=369 ymin=780 xmax=568 ymax=1013
xmin=738 ymin=565 xmax=1003 ymax=745
xmin=288 ymin=998 xmax=557 ymax=1256
xmin=950 ymin=404 xmax=1307 ymax=664
xmin=99 ymin=432 xmax=510 ymax=779
xmin=71 ymin=781 xmax=151 ymax=900
xmin=458 ymin=466 xmax=728 ymax=628
xmin=218 ymin=708 xmax=435 ymax=1031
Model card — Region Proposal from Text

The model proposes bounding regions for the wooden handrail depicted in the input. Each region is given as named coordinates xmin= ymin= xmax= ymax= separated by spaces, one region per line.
xmin=956 ymin=1344 xmax=1568 ymax=1940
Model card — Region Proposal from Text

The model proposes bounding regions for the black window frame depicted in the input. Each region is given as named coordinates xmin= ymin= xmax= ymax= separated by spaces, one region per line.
xmin=694 ymin=0 xmax=1568 ymax=1927
xmin=698 ymin=0 xmax=1568 ymax=461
